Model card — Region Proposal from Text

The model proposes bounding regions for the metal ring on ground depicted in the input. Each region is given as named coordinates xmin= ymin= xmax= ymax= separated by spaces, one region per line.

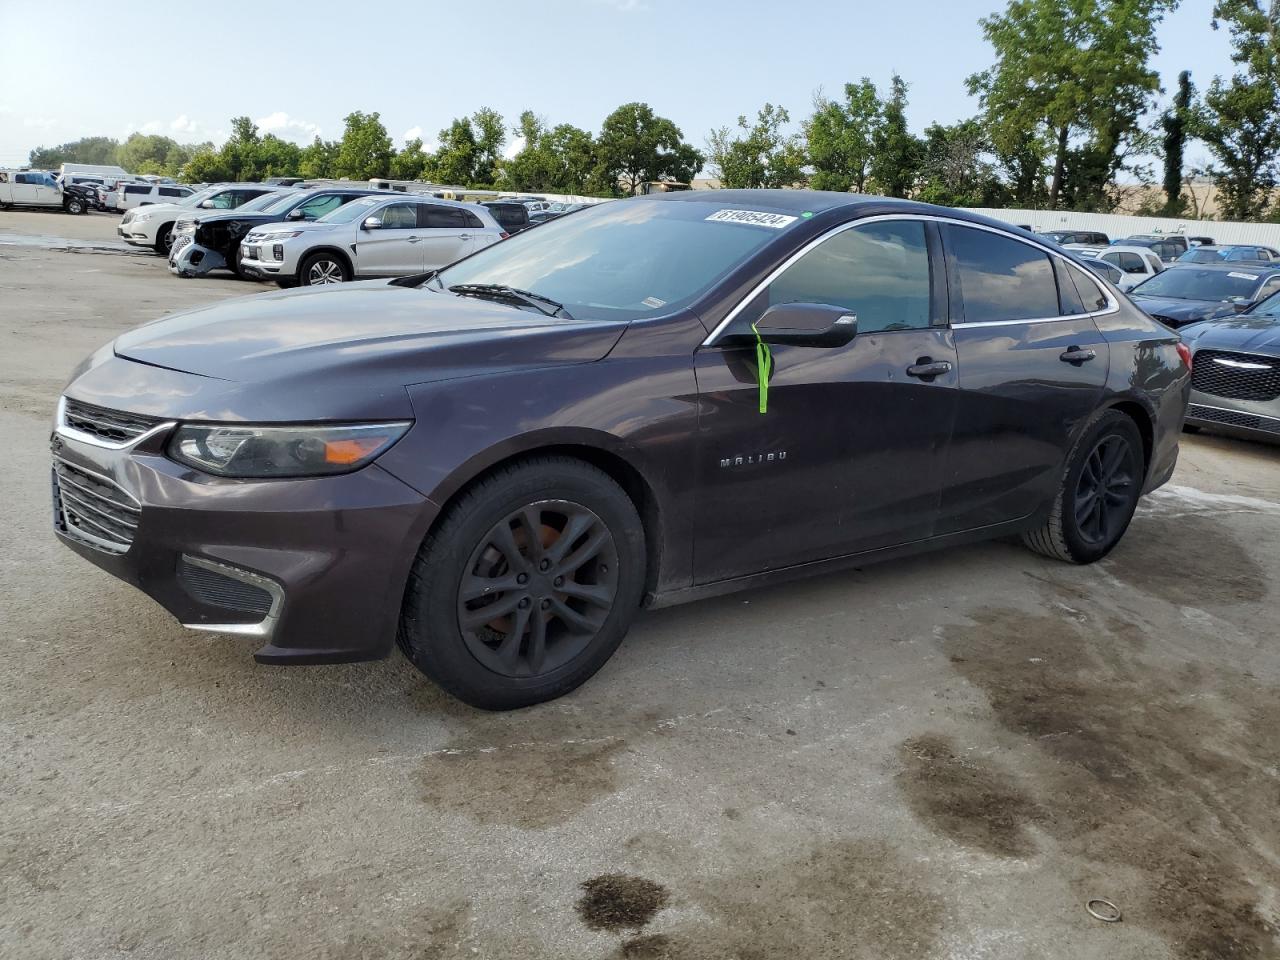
xmin=1086 ymin=898 xmax=1122 ymax=922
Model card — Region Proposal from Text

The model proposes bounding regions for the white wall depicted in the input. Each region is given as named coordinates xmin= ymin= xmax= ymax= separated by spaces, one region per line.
xmin=964 ymin=207 xmax=1280 ymax=247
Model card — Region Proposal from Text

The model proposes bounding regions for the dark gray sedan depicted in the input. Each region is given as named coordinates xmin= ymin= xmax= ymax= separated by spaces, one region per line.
xmin=1129 ymin=262 xmax=1280 ymax=328
xmin=1180 ymin=299 xmax=1280 ymax=442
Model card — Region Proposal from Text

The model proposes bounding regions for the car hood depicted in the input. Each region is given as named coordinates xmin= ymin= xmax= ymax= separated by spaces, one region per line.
xmin=247 ymin=219 xmax=340 ymax=238
xmin=125 ymin=201 xmax=190 ymax=220
xmin=1179 ymin=315 xmax=1280 ymax=356
xmin=1128 ymin=295 xmax=1235 ymax=326
xmin=191 ymin=210 xmax=283 ymax=227
xmin=111 ymin=281 xmax=625 ymax=391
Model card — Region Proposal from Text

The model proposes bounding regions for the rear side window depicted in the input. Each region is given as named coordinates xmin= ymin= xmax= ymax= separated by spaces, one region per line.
xmin=946 ymin=225 xmax=1060 ymax=323
xmin=125 ymin=185 xmax=152 ymax=195
xmin=420 ymin=206 xmax=467 ymax=229
xmin=463 ymin=210 xmax=484 ymax=229
xmin=158 ymin=187 xmax=185 ymax=198
xmin=761 ymin=219 xmax=934 ymax=333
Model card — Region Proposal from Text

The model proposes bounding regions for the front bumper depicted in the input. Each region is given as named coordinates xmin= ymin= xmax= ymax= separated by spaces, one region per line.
xmin=1186 ymin=388 xmax=1280 ymax=442
xmin=168 ymin=237 xmax=226 ymax=277
xmin=238 ymin=240 xmax=291 ymax=280
xmin=117 ymin=220 xmax=154 ymax=246
xmin=51 ymin=404 xmax=436 ymax=663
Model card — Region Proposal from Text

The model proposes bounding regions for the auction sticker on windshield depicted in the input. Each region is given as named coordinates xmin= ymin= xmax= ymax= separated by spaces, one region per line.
xmin=705 ymin=209 xmax=798 ymax=229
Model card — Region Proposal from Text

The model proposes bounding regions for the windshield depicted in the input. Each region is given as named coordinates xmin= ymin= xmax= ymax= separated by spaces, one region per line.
xmin=318 ymin=195 xmax=383 ymax=224
xmin=1131 ymin=267 xmax=1264 ymax=301
xmin=435 ymin=199 xmax=791 ymax=321
xmin=177 ymin=187 xmax=221 ymax=208
xmin=239 ymin=191 xmax=289 ymax=213
xmin=1178 ymin=249 xmax=1223 ymax=263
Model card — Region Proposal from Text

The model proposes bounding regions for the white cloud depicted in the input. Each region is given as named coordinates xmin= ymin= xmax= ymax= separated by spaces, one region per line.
xmin=402 ymin=125 xmax=423 ymax=144
xmin=503 ymin=136 xmax=525 ymax=159
xmin=170 ymin=114 xmax=199 ymax=134
xmin=256 ymin=111 xmax=321 ymax=143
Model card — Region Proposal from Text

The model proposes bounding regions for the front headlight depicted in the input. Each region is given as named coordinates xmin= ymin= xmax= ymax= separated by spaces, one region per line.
xmin=135 ymin=212 xmax=152 ymax=223
xmin=168 ymin=422 xmax=411 ymax=478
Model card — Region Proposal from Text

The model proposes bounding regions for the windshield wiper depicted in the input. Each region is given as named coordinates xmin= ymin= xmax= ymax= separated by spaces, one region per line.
xmin=448 ymin=283 xmax=572 ymax=319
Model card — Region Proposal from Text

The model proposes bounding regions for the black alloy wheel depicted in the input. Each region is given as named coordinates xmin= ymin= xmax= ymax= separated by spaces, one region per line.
xmin=456 ymin=500 xmax=619 ymax=678
xmin=1072 ymin=434 xmax=1140 ymax=547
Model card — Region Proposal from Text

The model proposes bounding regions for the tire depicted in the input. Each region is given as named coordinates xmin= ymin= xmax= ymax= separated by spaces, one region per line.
xmin=154 ymin=223 xmax=175 ymax=255
xmin=398 ymin=456 xmax=646 ymax=710
xmin=298 ymin=251 xmax=350 ymax=286
xmin=1023 ymin=410 xmax=1145 ymax=564
xmin=65 ymin=197 xmax=85 ymax=215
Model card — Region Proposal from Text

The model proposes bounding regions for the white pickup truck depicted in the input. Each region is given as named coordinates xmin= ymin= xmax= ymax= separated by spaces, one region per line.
xmin=0 ymin=169 xmax=88 ymax=213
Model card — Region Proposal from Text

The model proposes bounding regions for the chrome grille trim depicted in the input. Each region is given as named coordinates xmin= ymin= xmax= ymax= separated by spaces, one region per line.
xmin=1191 ymin=350 xmax=1280 ymax=402
xmin=180 ymin=556 xmax=284 ymax=638
xmin=52 ymin=457 xmax=140 ymax=554
xmin=57 ymin=396 xmax=175 ymax=450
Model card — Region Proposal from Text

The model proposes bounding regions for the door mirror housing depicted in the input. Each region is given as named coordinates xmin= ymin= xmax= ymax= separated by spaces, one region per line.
xmin=199 ymin=199 xmax=214 ymax=208
xmin=362 ymin=216 xmax=383 ymax=231
xmin=1228 ymin=296 xmax=1253 ymax=312
xmin=286 ymin=208 xmax=305 ymax=221
xmin=724 ymin=302 xmax=859 ymax=348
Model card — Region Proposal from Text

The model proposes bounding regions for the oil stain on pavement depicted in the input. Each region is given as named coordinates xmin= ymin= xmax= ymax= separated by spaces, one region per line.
xmin=926 ymin=605 xmax=1280 ymax=959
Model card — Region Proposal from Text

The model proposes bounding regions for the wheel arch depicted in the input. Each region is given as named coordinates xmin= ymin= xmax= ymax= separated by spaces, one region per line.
xmin=1105 ymin=397 xmax=1155 ymax=472
xmin=298 ymin=245 xmax=354 ymax=281
xmin=420 ymin=431 xmax=666 ymax=605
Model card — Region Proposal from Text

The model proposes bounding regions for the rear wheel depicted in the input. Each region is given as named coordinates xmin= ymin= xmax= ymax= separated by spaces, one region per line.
xmin=298 ymin=251 xmax=349 ymax=286
xmin=1023 ymin=410 xmax=1145 ymax=564
xmin=398 ymin=457 xmax=646 ymax=710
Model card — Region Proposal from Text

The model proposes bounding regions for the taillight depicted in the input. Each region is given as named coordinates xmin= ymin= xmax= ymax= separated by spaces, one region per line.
xmin=1175 ymin=342 xmax=1192 ymax=369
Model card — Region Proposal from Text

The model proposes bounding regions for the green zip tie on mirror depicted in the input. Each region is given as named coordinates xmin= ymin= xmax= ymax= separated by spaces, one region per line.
xmin=752 ymin=322 xmax=772 ymax=414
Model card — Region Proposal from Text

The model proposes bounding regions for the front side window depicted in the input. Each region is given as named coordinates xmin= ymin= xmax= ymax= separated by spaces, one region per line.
xmin=750 ymin=220 xmax=934 ymax=333
xmin=297 ymin=194 xmax=344 ymax=219
xmin=207 ymin=191 xmax=237 ymax=209
xmin=378 ymin=203 xmax=419 ymax=229
xmin=946 ymin=224 xmax=1060 ymax=322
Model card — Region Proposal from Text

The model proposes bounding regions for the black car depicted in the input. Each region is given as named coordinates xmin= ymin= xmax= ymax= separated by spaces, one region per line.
xmin=168 ymin=188 xmax=385 ymax=278
xmin=1179 ymin=303 xmax=1280 ymax=442
xmin=480 ymin=201 xmax=530 ymax=235
xmin=1039 ymin=229 xmax=1109 ymax=246
xmin=53 ymin=191 xmax=1189 ymax=709
xmin=1128 ymin=262 xmax=1280 ymax=328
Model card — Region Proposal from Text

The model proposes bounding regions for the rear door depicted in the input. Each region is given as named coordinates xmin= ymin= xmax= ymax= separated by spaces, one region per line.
xmin=353 ymin=201 xmax=424 ymax=277
xmin=693 ymin=217 xmax=959 ymax=582
xmin=417 ymin=205 xmax=472 ymax=268
xmin=936 ymin=223 xmax=1110 ymax=534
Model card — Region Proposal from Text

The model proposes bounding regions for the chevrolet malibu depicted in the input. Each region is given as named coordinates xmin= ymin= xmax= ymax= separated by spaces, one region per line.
xmin=52 ymin=192 xmax=1190 ymax=709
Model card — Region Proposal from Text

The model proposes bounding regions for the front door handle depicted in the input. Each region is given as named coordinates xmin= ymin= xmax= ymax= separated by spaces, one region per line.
xmin=458 ymin=233 xmax=472 ymax=240
xmin=1060 ymin=346 xmax=1097 ymax=365
xmin=407 ymin=235 xmax=422 ymax=243
xmin=906 ymin=358 xmax=952 ymax=381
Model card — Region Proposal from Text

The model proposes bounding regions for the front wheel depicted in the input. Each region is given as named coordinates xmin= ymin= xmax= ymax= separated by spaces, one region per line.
xmin=298 ymin=252 xmax=349 ymax=286
xmin=398 ymin=457 xmax=646 ymax=710
xmin=154 ymin=223 xmax=174 ymax=255
xmin=1023 ymin=410 xmax=1145 ymax=564
xmin=65 ymin=197 xmax=85 ymax=215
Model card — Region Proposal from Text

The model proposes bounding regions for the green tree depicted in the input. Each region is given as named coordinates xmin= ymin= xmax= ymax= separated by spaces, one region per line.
xmin=431 ymin=118 xmax=480 ymax=185
xmin=804 ymin=80 xmax=883 ymax=193
xmin=1198 ymin=0 xmax=1280 ymax=220
xmin=390 ymin=137 xmax=431 ymax=180
xmin=1160 ymin=70 xmax=1195 ymax=214
xmin=29 ymin=136 xmax=121 ymax=169
xmin=594 ymin=102 xmax=703 ymax=195
xmin=470 ymin=107 xmax=507 ymax=186
xmin=706 ymin=103 xmax=804 ymax=189
xmin=915 ymin=119 xmax=1006 ymax=207
xmin=181 ymin=147 xmax=232 ymax=183
xmin=968 ymin=0 xmax=1178 ymax=208
xmin=219 ymin=116 xmax=264 ymax=180
xmin=334 ymin=111 xmax=393 ymax=180
xmin=117 ymin=134 xmax=203 ymax=178
xmin=298 ymin=136 xmax=339 ymax=179
xmin=869 ymin=75 xmax=923 ymax=197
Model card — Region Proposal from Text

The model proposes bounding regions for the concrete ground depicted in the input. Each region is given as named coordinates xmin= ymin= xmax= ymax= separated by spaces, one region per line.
xmin=2 ymin=208 xmax=1278 ymax=960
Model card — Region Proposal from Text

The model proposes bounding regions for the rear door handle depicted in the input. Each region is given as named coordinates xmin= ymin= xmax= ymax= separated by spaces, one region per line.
xmin=905 ymin=358 xmax=952 ymax=380
xmin=407 ymin=236 xmax=422 ymax=243
xmin=1060 ymin=346 xmax=1097 ymax=365
xmin=458 ymin=233 xmax=472 ymax=240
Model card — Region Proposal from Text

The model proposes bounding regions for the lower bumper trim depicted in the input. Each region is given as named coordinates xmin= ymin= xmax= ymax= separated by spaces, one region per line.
xmin=179 ymin=555 xmax=283 ymax=639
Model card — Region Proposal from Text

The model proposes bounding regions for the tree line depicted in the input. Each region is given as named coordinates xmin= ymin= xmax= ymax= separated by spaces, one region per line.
xmin=27 ymin=0 xmax=1280 ymax=220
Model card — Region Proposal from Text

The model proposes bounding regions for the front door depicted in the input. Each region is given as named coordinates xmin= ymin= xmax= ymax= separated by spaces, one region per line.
xmin=693 ymin=217 xmax=959 ymax=584
xmin=936 ymin=223 xmax=1110 ymax=534
xmin=354 ymin=202 xmax=425 ymax=277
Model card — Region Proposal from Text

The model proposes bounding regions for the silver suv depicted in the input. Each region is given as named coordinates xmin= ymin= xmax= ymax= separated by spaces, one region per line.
xmin=240 ymin=195 xmax=505 ymax=287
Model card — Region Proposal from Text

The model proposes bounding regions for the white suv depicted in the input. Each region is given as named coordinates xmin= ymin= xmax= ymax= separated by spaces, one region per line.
xmin=240 ymin=195 xmax=504 ymax=287
xmin=115 ymin=181 xmax=195 ymax=211
xmin=118 ymin=183 xmax=277 ymax=253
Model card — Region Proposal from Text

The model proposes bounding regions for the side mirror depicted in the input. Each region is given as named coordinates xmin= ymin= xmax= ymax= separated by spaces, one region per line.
xmin=199 ymin=199 xmax=214 ymax=208
xmin=723 ymin=302 xmax=859 ymax=348
xmin=1228 ymin=296 xmax=1253 ymax=313
xmin=362 ymin=216 xmax=383 ymax=231
xmin=286 ymin=208 xmax=305 ymax=221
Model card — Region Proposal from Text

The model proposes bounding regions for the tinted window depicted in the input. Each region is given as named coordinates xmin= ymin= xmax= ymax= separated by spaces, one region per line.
xmin=1118 ymin=252 xmax=1145 ymax=273
xmin=421 ymin=206 xmax=467 ymax=229
xmin=1056 ymin=260 xmax=1086 ymax=315
xmin=463 ymin=210 xmax=485 ymax=229
xmin=1069 ymin=264 xmax=1110 ymax=311
xmin=207 ymin=191 xmax=237 ymax=209
xmin=946 ymin=225 xmax=1059 ymax=322
xmin=158 ymin=187 xmax=186 ymax=198
xmin=125 ymin=184 xmax=152 ymax=195
xmin=760 ymin=220 xmax=933 ymax=333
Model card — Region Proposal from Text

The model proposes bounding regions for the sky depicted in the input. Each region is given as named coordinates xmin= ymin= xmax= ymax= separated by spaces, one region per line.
xmin=0 ymin=0 xmax=1240 ymax=171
